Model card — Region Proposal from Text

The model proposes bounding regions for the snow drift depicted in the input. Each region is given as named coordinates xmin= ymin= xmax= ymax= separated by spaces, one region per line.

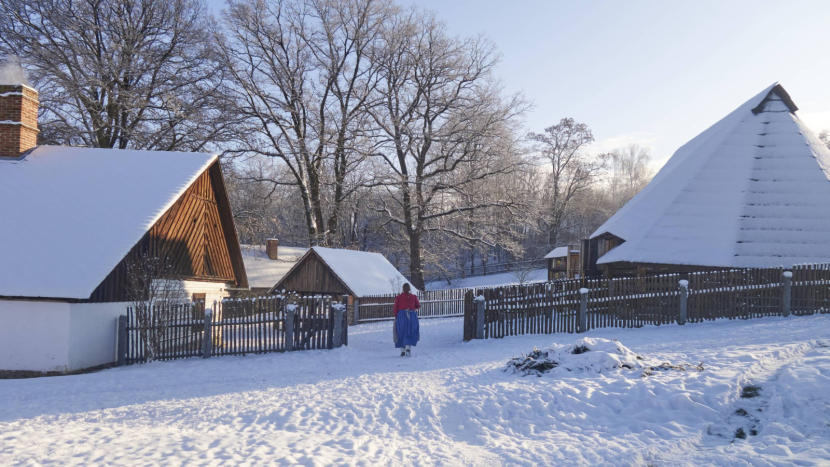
xmin=507 ymin=337 xmax=703 ymax=377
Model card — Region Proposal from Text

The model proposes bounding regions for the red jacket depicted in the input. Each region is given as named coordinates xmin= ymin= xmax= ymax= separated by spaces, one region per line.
xmin=393 ymin=292 xmax=420 ymax=318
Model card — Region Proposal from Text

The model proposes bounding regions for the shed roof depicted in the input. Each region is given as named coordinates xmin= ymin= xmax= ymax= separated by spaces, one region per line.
xmin=270 ymin=247 xmax=416 ymax=296
xmin=592 ymin=83 xmax=830 ymax=269
xmin=0 ymin=146 xmax=218 ymax=299
xmin=544 ymin=247 xmax=569 ymax=259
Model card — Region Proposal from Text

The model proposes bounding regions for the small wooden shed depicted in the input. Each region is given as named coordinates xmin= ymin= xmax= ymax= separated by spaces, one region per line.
xmin=545 ymin=244 xmax=581 ymax=280
xmin=268 ymin=247 xmax=415 ymax=323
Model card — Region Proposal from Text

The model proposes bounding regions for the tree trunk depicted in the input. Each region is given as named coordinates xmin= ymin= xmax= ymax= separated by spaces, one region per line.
xmin=307 ymin=164 xmax=327 ymax=246
xmin=326 ymin=145 xmax=348 ymax=248
xmin=408 ymin=229 xmax=424 ymax=290
xmin=547 ymin=227 xmax=558 ymax=247
xmin=299 ymin=185 xmax=319 ymax=246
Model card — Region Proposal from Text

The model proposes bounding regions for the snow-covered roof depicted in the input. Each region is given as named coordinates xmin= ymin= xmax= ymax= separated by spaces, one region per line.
xmin=544 ymin=247 xmax=569 ymax=259
xmin=592 ymin=83 xmax=830 ymax=269
xmin=0 ymin=146 xmax=217 ymax=299
xmin=312 ymin=247 xmax=416 ymax=296
xmin=274 ymin=246 xmax=416 ymax=296
xmin=241 ymin=245 xmax=308 ymax=289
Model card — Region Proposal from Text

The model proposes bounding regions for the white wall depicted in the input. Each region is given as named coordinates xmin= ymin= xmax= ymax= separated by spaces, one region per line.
xmin=0 ymin=300 xmax=71 ymax=372
xmin=1 ymin=280 xmax=230 ymax=373
xmin=182 ymin=280 xmax=231 ymax=308
xmin=68 ymin=302 xmax=129 ymax=371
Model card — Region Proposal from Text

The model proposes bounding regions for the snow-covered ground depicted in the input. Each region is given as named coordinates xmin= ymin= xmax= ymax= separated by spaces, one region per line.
xmin=426 ymin=268 xmax=547 ymax=290
xmin=2 ymin=315 xmax=830 ymax=466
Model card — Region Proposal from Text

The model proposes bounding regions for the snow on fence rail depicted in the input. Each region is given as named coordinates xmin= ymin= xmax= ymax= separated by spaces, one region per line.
xmin=462 ymin=263 xmax=830 ymax=342
xmin=123 ymin=294 xmax=348 ymax=364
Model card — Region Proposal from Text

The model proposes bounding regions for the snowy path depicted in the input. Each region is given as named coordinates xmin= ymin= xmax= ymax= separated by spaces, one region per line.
xmin=2 ymin=315 xmax=830 ymax=466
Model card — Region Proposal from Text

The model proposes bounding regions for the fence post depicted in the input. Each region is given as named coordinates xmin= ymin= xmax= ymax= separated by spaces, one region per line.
xmin=578 ymin=288 xmax=588 ymax=333
xmin=678 ymin=280 xmax=688 ymax=325
xmin=333 ymin=302 xmax=344 ymax=349
xmin=782 ymin=271 xmax=792 ymax=317
xmin=353 ymin=297 xmax=360 ymax=325
xmin=341 ymin=295 xmax=349 ymax=347
xmin=116 ymin=314 xmax=128 ymax=366
xmin=202 ymin=308 xmax=212 ymax=358
xmin=285 ymin=304 xmax=295 ymax=351
xmin=475 ymin=295 xmax=486 ymax=339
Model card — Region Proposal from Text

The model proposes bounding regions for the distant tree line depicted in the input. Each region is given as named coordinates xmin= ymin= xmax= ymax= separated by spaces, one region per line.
xmin=0 ymin=0 xmax=653 ymax=288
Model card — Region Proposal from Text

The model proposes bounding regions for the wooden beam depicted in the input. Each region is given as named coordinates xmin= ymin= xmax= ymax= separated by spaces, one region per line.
xmin=209 ymin=161 xmax=249 ymax=289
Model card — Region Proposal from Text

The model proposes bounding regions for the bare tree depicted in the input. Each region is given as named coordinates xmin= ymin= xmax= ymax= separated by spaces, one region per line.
xmin=529 ymin=118 xmax=607 ymax=247
xmin=0 ymin=0 xmax=234 ymax=151
xmin=218 ymin=0 xmax=393 ymax=247
xmin=819 ymin=130 xmax=830 ymax=150
xmin=370 ymin=9 xmax=528 ymax=288
xmin=388 ymin=275 xmax=404 ymax=294
xmin=510 ymin=259 xmax=541 ymax=285
xmin=607 ymin=143 xmax=653 ymax=210
xmin=125 ymin=252 xmax=187 ymax=362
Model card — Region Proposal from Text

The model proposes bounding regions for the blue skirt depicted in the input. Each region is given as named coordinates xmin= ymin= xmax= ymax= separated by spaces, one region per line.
xmin=395 ymin=309 xmax=420 ymax=348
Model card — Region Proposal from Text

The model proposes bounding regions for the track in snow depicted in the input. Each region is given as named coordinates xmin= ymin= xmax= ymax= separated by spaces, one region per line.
xmin=2 ymin=315 xmax=830 ymax=466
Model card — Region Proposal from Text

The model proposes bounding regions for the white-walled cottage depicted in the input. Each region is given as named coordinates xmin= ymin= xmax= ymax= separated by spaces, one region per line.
xmin=0 ymin=83 xmax=247 ymax=374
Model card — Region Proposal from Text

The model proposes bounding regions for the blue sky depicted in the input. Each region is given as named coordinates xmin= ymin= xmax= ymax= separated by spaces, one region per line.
xmin=209 ymin=0 xmax=830 ymax=169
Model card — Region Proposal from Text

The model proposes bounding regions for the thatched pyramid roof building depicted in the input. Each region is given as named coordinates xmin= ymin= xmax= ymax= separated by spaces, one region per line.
xmin=592 ymin=83 xmax=830 ymax=274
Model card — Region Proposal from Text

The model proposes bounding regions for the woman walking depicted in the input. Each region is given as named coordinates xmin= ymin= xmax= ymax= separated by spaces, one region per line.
xmin=393 ymin=283 xmax=420 ymax=357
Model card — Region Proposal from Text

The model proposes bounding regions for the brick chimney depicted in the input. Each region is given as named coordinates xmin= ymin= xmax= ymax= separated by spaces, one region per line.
xmin=0 ymin=84 xmax=38 ymax=158
xmin=266 ymin=238 xmax=279 ymax=260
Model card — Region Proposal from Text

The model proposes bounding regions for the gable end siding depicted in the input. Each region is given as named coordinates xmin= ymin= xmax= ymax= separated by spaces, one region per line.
xmin=272 ymin=251 xmax=351 ymax=296
xmin=87 ymin=162 xmax=244 ymax=302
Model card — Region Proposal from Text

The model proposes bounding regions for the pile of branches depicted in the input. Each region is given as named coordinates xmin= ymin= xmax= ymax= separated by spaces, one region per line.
xmin=506 ymin=347 xmax=559 ymax=377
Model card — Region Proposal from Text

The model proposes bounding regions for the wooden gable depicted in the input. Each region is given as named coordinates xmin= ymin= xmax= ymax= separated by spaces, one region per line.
xmin=87 ymin=161 xmax=247 ymax=302
xmin=271 ymin=250 xmax=352 ymax=296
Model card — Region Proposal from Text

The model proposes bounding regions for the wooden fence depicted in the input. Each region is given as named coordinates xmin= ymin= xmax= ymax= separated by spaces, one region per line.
xmin=124 ymin=301 xmax=207 ymax=363
xmin=123 ymin=295 xmax=348 ymax=364
xmin=463 ymin=263 xmax=830 ymax=341
xmin=451 ymin=258 xmax=546 ymax=279
xmin=356 ymin=288 xmax=471 ymax=323
xmin=686 ymin=268 xmax=783 ymax=322
xmin=792 ymin=263 xmax=830 ymax=314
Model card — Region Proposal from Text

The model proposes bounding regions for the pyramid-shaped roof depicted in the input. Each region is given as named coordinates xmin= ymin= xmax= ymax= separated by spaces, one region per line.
xmin=593 ymin=83 xmax=830 ymax=269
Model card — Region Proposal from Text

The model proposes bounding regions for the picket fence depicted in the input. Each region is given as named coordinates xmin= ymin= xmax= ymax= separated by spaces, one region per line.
xmin=356 ymin=288 xmax=470 ymax=323
xmin=120 ymin=295 xmax=348 ymax=364
xmin=462 ymin=263 xmax=830 ymax=341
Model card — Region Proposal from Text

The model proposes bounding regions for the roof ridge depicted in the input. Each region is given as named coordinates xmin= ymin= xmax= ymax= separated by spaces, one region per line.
xmin=751 ymin=83 xmax=798 ymax=115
